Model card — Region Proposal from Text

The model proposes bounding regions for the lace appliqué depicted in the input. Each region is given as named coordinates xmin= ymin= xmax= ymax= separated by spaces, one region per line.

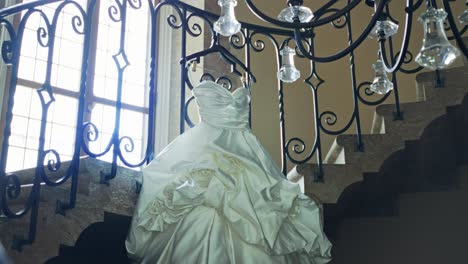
xmin=213 ymin=153 xmax=246 ymax=177
xmin=147 ymin=168 xmax=216 ymax=217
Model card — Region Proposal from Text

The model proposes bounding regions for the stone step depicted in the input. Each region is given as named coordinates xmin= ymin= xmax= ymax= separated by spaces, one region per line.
xmin=293 ymin=134 xmax=407 ymax=203
xmin=456 ymin=165 xmax=468 ymax=189
xmin=292 ymin=65 xmax=468 ymax=205
xmin=333 ymin=215 xmax=468 ymax=264
xmin=323 ymin=133 xmax=405 ymax=170
xmin=333 ymin=164 xmax=468 ymax=263
xmin=398 ymin=165 xmax=468 ymax=219
xmin=335 ymin=133 xmax=405 ymax=173
xmin=374 ymin=101 xmax=447 ymax=141
xmin=294 ymin=164 xmax=362 ymax=204
xmin=398 ymin=190 xmax=468 ymax=219
xmin=416 ymin=65 xmax=468 ymax=106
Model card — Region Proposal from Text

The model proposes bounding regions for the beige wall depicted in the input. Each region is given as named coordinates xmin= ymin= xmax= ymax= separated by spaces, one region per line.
xmin=225 ymin=1 xmax=467 ymax=171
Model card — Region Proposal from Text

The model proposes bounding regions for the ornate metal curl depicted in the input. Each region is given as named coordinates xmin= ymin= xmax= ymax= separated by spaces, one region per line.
xmin=397 ymin=50 xmax=424 ymax=74
xmin=0 ymin=18 xmax=16 ymax=64
xmin=44 ymin=149 xmax=61 ymax=173
xmin=81 ymin=122 xmax=113 ymax=158
xmin=117 ymin=136 xmax=151 ymax=168
xmin=229 ymin=30 xmax=247 ymax=49
xmin=71 ymin=15 xmax=85 ymax=34
xmin=292 ymin=0 xmax=388 ymax=63
xmin=315 ymin=8 xmax=349 ymax=29
xmin=186 ymin=12 xmax=212 ymax=37
xmin=5 ymin=174 xmax=21 ymax=200
xmin=216 ymin=76 xmax=233 ymax=90
xmin=36 ymin=26 xmax=50 ymax=48
xmin=318 ymin=110 xmax=358 ymax=136
xmin=248 ymin=31 xmax=268 ymax=53
xmin=128 ymin=0 xmax=142 ymax=10
xmin=108 ymin=0 xmax=123 ymax=23
xmin=184 ymin=96 xmax=196 ymax=128
xmin=2 ymin=172 xmax=33 ymax=219
xmin=285 ymin=137 xmax=318 ymax=164
xmin=153 ymin=1 xmax=184 ymax=30
xmin=356 ymin=81 xmax=392 ymax=106
xmin=2 ymin=0 xmax=468 ymax=251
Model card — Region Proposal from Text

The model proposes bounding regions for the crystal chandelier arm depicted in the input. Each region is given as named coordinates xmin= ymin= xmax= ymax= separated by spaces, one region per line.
xmin=408 ymin=0 xmax=426 ymax=11
xmin=378 ymin=0 xmax=415 ymax=73
xmin=312 ymin=0 xmax=339 ymax=19
xmin=292 ymin=0 xmax=387 ymax=63
xmin=244 ymin=0 xmax=362 ymax=29
xmin=175 ymin=0 xmax=294 ymax=36
xmin=442 ymin=0 xmax=468 ymax=57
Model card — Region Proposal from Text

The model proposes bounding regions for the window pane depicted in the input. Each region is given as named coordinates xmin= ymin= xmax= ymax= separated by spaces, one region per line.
xmin=28 ymin=89 xmax=47 ymax=120
xmin=23 ymin=149 xmax=39 ymax=170
xmin=121 ymin=109 xmax=144 ymax=140
xmin=50 ymin=123 xmax=76 ymax=156
xmin=56 ymin=66 xmax=81 ymax=92
xmin=59 ymin=39 xmax=84 ymax=69
xmin=6 ymin=147 xmax=25 ymax=173
xmin=18 ymin=56 xmax=35 ymax=80
xmin=21 ymin=28 xmax=38 ymax=58
xmin=33 ymin=60 xmax=47 ymax=84
xmin=12 ymin=85 xmax=32 ymax=117
xmin=51 ymin=94 xmax=78 ymax=126
xmin=90 ymin=103 xmax=116 ymax=135
xmin=8 ymin=86 xmax=78 ymax=171
xmin=93 ymin=0 xmax=150 ymax=110
xmin=122 ymin=84 xmax=145 ymax=106
xmin=9 ymin=116 xmax=28 ymax=147
xmin=19 ymin=0 xmax=86 ymax=91
xmin=26 ymin=118 xmax=41 ymax=149
xmin=10 ymin=0 xmax=151 ymax=172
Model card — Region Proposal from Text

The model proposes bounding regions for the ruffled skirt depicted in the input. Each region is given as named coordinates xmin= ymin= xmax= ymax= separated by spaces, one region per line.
xmin=125 ymin=122 xmax=332 ymax=264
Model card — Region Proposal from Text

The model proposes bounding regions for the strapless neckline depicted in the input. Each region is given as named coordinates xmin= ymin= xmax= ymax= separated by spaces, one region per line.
xmin=195 ymin=80 xmax=248 ymax=98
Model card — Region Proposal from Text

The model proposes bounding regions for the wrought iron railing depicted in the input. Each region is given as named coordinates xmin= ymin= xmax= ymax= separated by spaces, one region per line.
xmin=0 ymin=0 xmax=467 ymax=250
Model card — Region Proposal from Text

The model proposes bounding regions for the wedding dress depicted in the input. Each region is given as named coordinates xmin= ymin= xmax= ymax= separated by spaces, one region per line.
xmin=125 ymin=81 xmax=332 ymax=264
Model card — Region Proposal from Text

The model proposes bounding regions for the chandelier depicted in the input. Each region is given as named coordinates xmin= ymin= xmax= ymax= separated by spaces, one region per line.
xmin=1 ymin=0 xmax=468 ymax=251
xmin=213 ymin=0 xmax=465 ymax=90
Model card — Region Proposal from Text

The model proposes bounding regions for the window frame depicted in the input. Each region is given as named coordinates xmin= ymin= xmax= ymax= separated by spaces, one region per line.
xmin=1 ymin=0 xmax=154 ymax=172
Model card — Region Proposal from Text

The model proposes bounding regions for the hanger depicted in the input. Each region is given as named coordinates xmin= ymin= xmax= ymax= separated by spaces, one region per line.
xmin=182 ymin=44 xmax=256 ymax=84
xmin=186 ymin=61 xmax=247 ymax=90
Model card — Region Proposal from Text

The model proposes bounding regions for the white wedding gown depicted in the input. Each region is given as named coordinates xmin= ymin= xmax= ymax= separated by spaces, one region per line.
xmin=125 ymin=81 xmax=332 ymax=264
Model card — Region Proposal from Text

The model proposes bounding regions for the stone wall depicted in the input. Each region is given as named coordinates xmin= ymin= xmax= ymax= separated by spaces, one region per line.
xmin=0 ymin=158 xmax=141 ymax=264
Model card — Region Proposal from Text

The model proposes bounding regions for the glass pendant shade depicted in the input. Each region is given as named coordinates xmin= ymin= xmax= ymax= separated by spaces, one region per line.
xmin=277 ymin=46 xmax=300 ymax=83
xmin=214 ymin=0 xmax=241 ymax=37
xmin=278 ymin=6 xmax=314 ymax=23
xmin=459 ymin=9 xmax=468 ymax=23
xmin=368 ymin=20 xmax=399 ymax=39
xmin=370 ymin=59 xmax=393 ymax=95
xmin=415 ymin=7 xmax=460 ymax=70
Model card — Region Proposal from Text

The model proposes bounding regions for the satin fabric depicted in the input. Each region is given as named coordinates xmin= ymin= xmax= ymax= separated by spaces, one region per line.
xmin=126 ymin=81 xmax=332 ymax=264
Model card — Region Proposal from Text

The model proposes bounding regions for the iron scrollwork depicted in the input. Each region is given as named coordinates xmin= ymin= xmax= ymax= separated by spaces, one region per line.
xmin=0 ymin=0 xmax=468 ymax=250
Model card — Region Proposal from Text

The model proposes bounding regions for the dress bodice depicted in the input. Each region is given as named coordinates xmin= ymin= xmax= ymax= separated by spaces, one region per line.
xmin=193 ymin=81 xmax=250 ymax=129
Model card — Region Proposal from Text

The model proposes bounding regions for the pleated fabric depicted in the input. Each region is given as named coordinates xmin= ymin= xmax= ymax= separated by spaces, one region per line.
xmin=126 ymin=81 xmax=332 ymax=264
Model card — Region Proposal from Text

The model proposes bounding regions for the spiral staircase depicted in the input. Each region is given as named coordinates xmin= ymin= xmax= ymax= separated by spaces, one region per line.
xmin=48 ymin=61 xmax=468 ymax=264
xmin=288 ymin=54 xmax=468 ymax=262
xmin=1 ymin=54 xmax=468 ymax=264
